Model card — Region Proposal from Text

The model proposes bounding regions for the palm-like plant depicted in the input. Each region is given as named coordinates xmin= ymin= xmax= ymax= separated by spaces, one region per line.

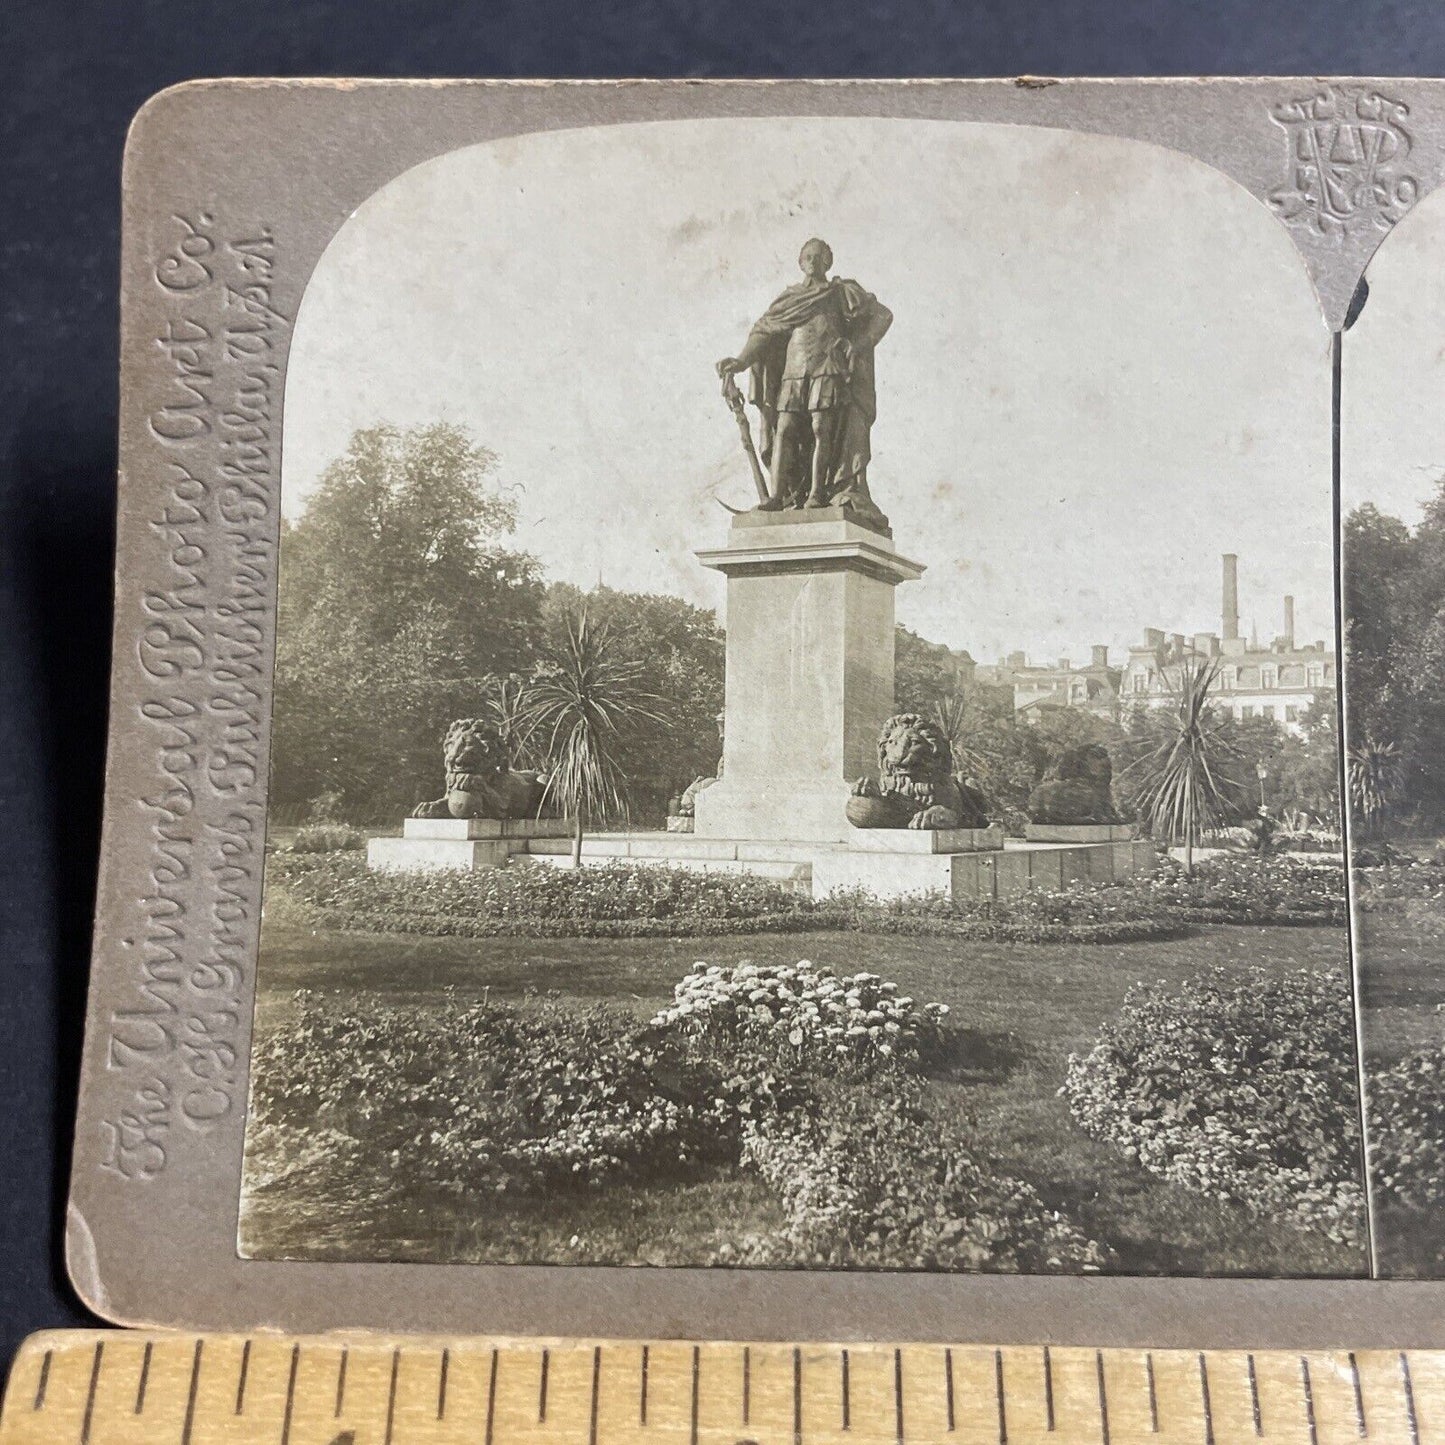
xmin=1125 ymin=654 xmax=1239 ymax=873
xmin=524 ymin=609 xmax=667 ymax=867
xmin=1348 ymin=737 xmax=1402 ymax=840
xmin=930 ymin=691 xmax=990 ymax=781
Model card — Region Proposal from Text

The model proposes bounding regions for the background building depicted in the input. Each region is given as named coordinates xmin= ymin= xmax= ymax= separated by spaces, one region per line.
xmin=986 ymin=554 xmax=1335 ymax=735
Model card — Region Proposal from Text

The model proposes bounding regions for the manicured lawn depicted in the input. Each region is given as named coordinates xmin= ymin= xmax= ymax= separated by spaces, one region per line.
xmin=242 ymin=914 xmax=1365 ymax=1277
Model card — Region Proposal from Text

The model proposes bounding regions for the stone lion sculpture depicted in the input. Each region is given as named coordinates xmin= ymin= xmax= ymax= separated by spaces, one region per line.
xmin=1026 ymin=743 xmax=1119 ymax=825
xmin=846 ymin=713 xmax=991 ymax=830
xmin=412 ymin=717 xmax=553 ymax=820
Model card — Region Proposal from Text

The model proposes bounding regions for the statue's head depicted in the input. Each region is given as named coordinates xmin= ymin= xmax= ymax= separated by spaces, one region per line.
xmin=877 ymin=713 xmax=953 ymax=784
xmin=441 ymin=717 xmax=508 ymax=778
xmin=798 ymin=237 xmax=833 ymax=280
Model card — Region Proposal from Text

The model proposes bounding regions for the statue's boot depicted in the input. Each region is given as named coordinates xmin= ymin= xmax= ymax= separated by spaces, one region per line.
xmin=804 ymin=490 xmax=830 ymax=508
xmin=755 ymin=495 xmax=786 ymax=511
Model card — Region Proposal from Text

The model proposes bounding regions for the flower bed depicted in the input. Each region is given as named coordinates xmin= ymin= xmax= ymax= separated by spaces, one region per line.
xmin=266 ymin=852 xmax=1183 ymax=944
xmin=1062 ymin=965 xmax=1365 ymax=1244
xmin=248 ymin=961 xmax=1109 ymax=1272
xmin=1115 ymin=853 xmax=1346 ymax=926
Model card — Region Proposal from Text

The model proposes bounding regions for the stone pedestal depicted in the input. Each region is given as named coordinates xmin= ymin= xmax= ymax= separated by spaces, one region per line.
xmin=367 ymin=815 xmax=574 ymax=872
xmin=1023 ymin=822 xmax=1136 ymax=843
xmin=692 ymin=510 xmax=924 ymax=843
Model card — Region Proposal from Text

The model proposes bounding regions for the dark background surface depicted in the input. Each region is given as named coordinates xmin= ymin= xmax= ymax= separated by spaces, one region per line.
xmin=5 ymin=0 xmax=1445 ymax=1364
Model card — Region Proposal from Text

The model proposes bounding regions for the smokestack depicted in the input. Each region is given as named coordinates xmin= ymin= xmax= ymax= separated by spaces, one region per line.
xmin=1222 ymin=554 xmax=1239 ymax=641
xmin=1284 ymin=595 xmax=1295 ymax=650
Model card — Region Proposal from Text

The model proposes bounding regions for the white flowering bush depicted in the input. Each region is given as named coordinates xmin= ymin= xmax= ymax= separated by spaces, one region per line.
xmin=651 ymin=960 xmax=949 ymax=1069
xmin=1061 ymin=966 xmax=1366 ymax=1243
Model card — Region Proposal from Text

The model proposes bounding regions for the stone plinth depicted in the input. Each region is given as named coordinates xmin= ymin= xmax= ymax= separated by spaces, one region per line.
xmin=1024 ymin=822 xmax=1135 ymax=843
xmin=847 ymin=825 xmax=1004 ymax=854
xmin=367 ymin=814 xmax=574 ymax=872
xmin=813 ymin=836 xmax=1156 ymax=903
xmin=693 ymin=513 xmax=923 ymax=843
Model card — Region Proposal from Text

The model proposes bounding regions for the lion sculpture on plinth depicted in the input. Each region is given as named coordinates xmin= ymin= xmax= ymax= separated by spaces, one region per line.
xmin=412 ymin=717 xmax=553 ymax=820
xmin=1026 ymin=743 xmax=1118 ymax=825
xmin=847 ymin=713 xmax=991 ymax=830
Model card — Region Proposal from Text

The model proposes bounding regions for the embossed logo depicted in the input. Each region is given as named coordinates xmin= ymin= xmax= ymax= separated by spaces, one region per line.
xmin=1269 ymin=85 xmax=1418 ymax=235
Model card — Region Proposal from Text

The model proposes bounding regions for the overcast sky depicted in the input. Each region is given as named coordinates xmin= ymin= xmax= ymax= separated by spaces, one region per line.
xmin=1345 ymin=183 xmax=1445 ymax=528
xmin=284 ymin=116 xmax=1336 ymax=664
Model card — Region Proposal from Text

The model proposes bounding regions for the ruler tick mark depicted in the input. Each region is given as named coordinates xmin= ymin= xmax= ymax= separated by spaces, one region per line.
xmin=841 ymin=1348 xmax=850 ymax=1429
xmin=1145 ymin=1351 xmax=1158 ymax=1433
xmin=793 ymin=1347 xmax=803 ymax=1445
xmin=945 ymin=1349 xmax=955 ymax=1432
xmin=995 ymin=1348 xmax=1007 ymax=1445
xmin=279 ymin=1343 xmax=300 ymax=1445
xmin=1247 ymin=1353 xmax=1262 ymax=1436
xmin=1401 ymin=1353 xmax=1420 ymax=1445
xmin=438 ymin=1346 xmax=449 ymax=1420
xmin=641 ymin=1343 xmax=649 ymax=1425
xmin=485 ymin=1348 xmax=498 ymax=1445
xmin=1348 ymin=1351 xmax=1366 ymax=1437
xmin=384 ymin=1348 xmax=400 ymax=1444
xmin=1096 ymin=1350 xmax=1110 ymax=1445
xmin=590 ymin=1346 xmax=602 ymax=1445
xmin=335 ymin=1347 xmax=348 ymax=1418
xmin=234 ymin=1337 xmax=250 ymax=1415
xmin=539 ymin=1347 xmax=550 ymax=1423
xmin=1197 ymin=1354 xmax=1215 ymax=1445
xmin=1043 ymin=1345 xmax=1055 ymax=1432
xmin=32 ymin=1349 xmax=51 ymax=1411
xmin=135 ymin=1340 xmax=153 ymax=1414
xmin=1301 ymin=1357 xmax=1318 ymax=1445
xmin=691 ymin=1345 xmax=701 ymax=1445
xmin=181 ymin=1340 xmax=204 ymax=1445
xmin=894 ymin=1348 xmax=905 ymax=1445
xmin=743 ymin=1345 xmax=751 ymax=1425
xmin=78 ymin=1341 xmax=103 ymax=1445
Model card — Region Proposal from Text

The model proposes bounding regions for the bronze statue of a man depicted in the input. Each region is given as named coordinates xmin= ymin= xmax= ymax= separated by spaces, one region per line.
xmin=716 ymin=238 xmax=892 ymax=523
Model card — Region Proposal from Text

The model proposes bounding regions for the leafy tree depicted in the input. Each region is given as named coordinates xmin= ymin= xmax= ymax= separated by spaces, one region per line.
xmin=271 ymin=423 xmax=545 ymax=819
xmin=525 ymin=609 xmax=667 ymax=865
xmin=895 ymin=626 xmax=970 ymax=715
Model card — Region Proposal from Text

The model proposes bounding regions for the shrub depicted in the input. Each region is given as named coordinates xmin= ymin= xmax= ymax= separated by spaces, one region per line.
xmin=652 ymin=960 xmax=949 ymax=1071
xmin=1367 ymin=1049 xmax=1445 ymax=1211
xmin=738 ymin=1078 xmax=1110 ymax=1273
xmin=1062 ymin=966 xmax=1365 ymax=1243
xmin=287 ymin=822 xmax=367 ymax=853
xmin=249 ymin=990 xmax=725 ymax=1199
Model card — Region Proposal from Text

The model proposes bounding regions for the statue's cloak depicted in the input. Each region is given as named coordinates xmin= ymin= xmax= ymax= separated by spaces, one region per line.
xmin=744 ymin=277 xmax=881 ymax=493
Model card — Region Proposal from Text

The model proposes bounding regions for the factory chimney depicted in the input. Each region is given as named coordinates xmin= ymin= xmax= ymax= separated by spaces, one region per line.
xmin=1283 ymin=595 xmax=1295 ymax=650
xmin=1222 ymin=554 xmax=1240 ymax=641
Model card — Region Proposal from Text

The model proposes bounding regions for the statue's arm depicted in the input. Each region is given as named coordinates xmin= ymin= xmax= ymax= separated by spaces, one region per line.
xmin=717 ymin=324 xmax=771 ymax=377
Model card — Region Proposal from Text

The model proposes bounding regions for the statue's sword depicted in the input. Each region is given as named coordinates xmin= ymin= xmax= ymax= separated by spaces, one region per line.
xmin=721 ymin=372 xmax=770 ymax=506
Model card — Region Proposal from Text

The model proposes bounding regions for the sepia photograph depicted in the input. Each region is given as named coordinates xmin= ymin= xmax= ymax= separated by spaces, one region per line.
xmin=237 ymin=116 xmax=1366 ymax=1278
xmin=1343 ymin=168 xmax=1445 ymax=1279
